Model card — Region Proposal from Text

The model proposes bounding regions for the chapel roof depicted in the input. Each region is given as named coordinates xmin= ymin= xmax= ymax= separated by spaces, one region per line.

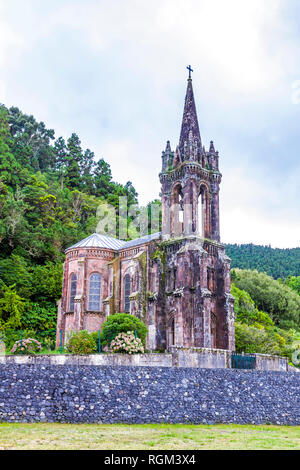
xmin=66 ymin=232 xmax=161 ymax=252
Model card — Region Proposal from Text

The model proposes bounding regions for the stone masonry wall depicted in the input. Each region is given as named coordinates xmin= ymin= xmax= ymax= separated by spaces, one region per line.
xmin=0 ymin=365 xmax=299 ymax=425
xmin=0 ymin=350 xmax=289 ymax=371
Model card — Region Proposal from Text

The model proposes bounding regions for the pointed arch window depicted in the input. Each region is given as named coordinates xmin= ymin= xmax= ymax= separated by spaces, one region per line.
xmin=124 ymin=274 xmax=131 ymax=313
xmin=69 ymin=274 xmax=77 ymax=312
xmin=88 ymin=273 xmax=102 ymax=311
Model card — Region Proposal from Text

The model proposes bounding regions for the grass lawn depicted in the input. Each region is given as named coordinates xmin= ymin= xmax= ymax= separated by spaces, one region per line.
xmin=0 ymin=423 xmax=299 ymax=450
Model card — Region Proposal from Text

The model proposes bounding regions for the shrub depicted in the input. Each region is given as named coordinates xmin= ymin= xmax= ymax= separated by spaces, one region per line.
xmin=66 ymin=330 xmax=97 ymax=355
xmin=232 ymin=269 xmax=300 ymax=330
xmin=101 ymin=313 xmax=148 ymax=346
xmin=90 ymin=331 xmax=102 ymax=352
xmin=235 ymin=322 xmax=296 ymax=358
xmin=1 ymin=329 xmax=36 ymax=351
xmin=231 ymin=283 xmax=274 ymax=327
xmin=43 ymin=336 xmax=56 ymax=351
xmin=0 ymin=332 xmax=5 ymax=355
xmin=110 ymin=332 xmax=144 ymax=354
xmin=11 ymin=337 xmax=42 ymax=355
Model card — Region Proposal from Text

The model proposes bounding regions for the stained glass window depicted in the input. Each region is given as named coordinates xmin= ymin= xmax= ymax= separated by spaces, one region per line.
xmin=124 ymin=274 xmax=131 ymax=313
xmin=70 ymin=274 xmax=77 ymax=312
xmin=88 ymin=273 xmax=101 ymax=311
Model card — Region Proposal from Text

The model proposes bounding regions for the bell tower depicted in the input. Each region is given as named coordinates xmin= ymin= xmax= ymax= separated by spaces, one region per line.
xmin=160 ymin=70 xmax=221 ymax=243
xmin=158 ymin=68 xmax=235 ymax=352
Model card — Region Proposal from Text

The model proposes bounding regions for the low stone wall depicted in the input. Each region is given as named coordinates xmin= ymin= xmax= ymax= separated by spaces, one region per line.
xmin=0 ymin=364 xmax=299 ymax=425
xmin=0 ymin=354 xmax=173 ymax=367
xmin=0 ymin=349 xmax=289 ymax=371
xmin=170 ymin=347 xmax=231 ymax=369
xmin=254 ymin=353 xmax=288 ymax=372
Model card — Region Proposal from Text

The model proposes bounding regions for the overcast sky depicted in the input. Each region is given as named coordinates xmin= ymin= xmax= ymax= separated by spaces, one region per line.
xmin=0 ymin=0 xmax=300 ymax=248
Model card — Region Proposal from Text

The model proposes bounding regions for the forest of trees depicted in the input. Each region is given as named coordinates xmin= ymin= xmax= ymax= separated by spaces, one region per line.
xmin=226 ymin=244 xmax=300 ymax=279
xmin=0 ymin=104 xmax=145 ymax=346
xmin=232 ymin=269 xmax=300 ymax=360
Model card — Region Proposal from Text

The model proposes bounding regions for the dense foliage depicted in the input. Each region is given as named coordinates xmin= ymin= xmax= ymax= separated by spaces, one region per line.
xmin=226 ymin=244 xmax=300 ymax=279
xmin=66 ymin=330 xmax=97 ymax=355
xmin=0 ymin=103 xmax=143 ymax=345
xmin=11 ymin=337 xmax=42 ymax=355
xmin=1 ymin=329 xmax=36 ymax=351
xmin=284 ymin=276 xmax=300 ymax=296
xmin=234 ymin=323 xmax=297 ymax=357
xmin=232 ymin=269 xmax=300 ymax=330
xmin=232 ymin=274 xmax=300 ymax=361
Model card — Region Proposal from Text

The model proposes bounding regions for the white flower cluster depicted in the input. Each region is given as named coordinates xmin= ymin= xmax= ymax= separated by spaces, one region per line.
xmin=110 ymin=331 xmax=144 ymax=355
xmin=11 ymin=338 xmax=42 ymax=355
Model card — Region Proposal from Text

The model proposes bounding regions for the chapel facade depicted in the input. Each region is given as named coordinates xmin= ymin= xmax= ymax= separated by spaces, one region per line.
xmin=56 ymin=73 xmax=235 ymax=351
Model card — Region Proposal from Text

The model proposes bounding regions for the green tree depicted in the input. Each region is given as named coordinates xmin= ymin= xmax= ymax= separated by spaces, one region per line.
xmin=31 ymin=262 xmax=63 ymax=302
xmin=81 ymin=149 xmax=95 ymax=194
xmin=226 ymin=243 xmax=300 ymax=279
xmin=232 ymin=269 xmax=300 ymax=330
xmin=8 ymin=106 xmax=55 ymax=172
xmin=0 ymin=105 xmax=22 ymax=187
xmin=0 ymin=284 xmax=25 ymax=329
xmin=65 ymin=133 xmax=83 ymax=189
xmin=54 ymin=137 xmax=67 ymax=188
xmin=0 ymin=255 xmax=33 ymax=298
xmin=93 ymin=158 xmax=113 ymax=198
xmin=285 ymin=276 xmax=300 ymax=296
xmin=231 ymin=283 xmax=274 ymax=327
xmin=21 ymin=301 xmax=57 ymax=344
xmin=235 ymin=322 xmax=287 ymax=356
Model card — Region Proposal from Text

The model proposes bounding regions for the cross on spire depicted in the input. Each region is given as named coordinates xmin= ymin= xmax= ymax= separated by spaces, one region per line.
xmin=179 ymin=70 xmax=202 ymax=156
xmin=187 ymin=65 xmax=193 ymax=79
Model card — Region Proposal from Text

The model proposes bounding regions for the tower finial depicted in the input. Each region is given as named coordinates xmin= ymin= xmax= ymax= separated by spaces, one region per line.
xmin=179 ymin=71 xmax=202 ymax=158
xmin=187 ymin=65 xmax=193 ymax=80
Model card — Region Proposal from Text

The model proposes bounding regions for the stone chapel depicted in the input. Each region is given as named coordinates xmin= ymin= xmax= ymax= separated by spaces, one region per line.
xmin=56 ymin=72 xmax=235 ymax=351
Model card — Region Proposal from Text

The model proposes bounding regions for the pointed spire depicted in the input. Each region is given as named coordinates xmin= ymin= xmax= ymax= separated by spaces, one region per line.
xmin=165 ymin=140 xmax=171 ymax=152
xmin=209 ymin=141 xmax=215 ymax=153
xmin=179 ymin=77 xmax=202 ymax=159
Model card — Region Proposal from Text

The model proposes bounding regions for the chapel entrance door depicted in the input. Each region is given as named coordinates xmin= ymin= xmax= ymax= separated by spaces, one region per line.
xmin=167 ymin=317 xmax=175 ymax=349
xmin=211 ymin=312 xmax=217 ymax=349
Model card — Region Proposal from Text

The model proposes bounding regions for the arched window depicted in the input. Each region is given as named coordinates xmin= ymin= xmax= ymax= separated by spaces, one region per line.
xmin=69 ymin=274 xmax=77 ymax=312
xmin=167 ymin=316 xmax=175 ymax=348
xmin=199 ymin=185 xmax=210 ymax=238
xmin=124 ymin=274 xmax=131 ymax=313
xmin=88 ymin=273 xmax=102 ymax=311
xmin=171 ymin=184 xmax=184 ymax=237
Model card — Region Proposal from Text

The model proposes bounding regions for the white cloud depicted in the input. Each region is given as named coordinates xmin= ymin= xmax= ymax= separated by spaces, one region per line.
xmin=0 ymin=80 xmax=6 ymax=103
xmin=222 ymin=206 xmax=300 ymax=248
xmin=221 ymin=166 xmax=300 ymax=248
xmin=45 ymin=0 xmax=289 ymax=95
xmin=1 ymin=0 xmax=299 ymax=247
xmin=0 ymin=22 xmax=24 ymax=68
xmin=101 ymin=138 xmax=161 ymax=206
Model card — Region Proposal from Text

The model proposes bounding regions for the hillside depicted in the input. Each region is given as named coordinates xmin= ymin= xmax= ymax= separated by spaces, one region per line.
xmin=0 ymin=104 xmax=141 ymax=344
xmin=225 ymin=244 xmax=300 ymax=279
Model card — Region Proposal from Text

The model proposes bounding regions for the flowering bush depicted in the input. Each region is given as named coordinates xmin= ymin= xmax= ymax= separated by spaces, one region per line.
xmin=66 ymin=330 xmax=97 ymax=355
xmin=11 ymin=338 xmax=42 ymax=355
xmin=101 ymin=313 xmax=148 ymax=347
xmin=110 ymin=331 xmax=144 ymax=355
